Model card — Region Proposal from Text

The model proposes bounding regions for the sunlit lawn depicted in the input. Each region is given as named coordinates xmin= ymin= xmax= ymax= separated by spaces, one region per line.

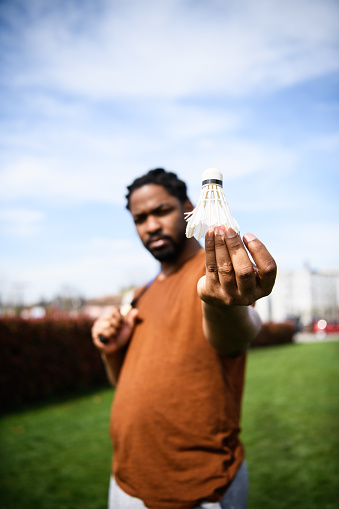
xmin=0 ymin=389 xmax=113 ymax=509
xmin=243 ymin=340 xmax=339 ymax=508
xmin=1 ymin=341 xmax=338 ymax=509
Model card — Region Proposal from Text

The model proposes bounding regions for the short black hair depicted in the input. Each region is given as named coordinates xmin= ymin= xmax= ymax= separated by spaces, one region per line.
xmin=126 ymin=168 xmax=189 ymax=210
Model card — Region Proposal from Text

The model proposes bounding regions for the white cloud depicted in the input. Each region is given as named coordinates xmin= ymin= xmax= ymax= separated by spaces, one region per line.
xmin=0 ymin=236 xmax=158 ymax=303
xmin=305 ymin=132 xmax=339 ymax=153
xmin=0 ymin=0 xmax=336 ymax=208
xmin=268 ymin=221 xmax=339 ymax=271
xmin=0 ymin=0 xmax=338 ymax=304
xmin=2 ymin=0 xmax=338 ymax=99
xmin=0 ymin=133 xmax=297 ymax=207
xmin=0 ymin=155 xmax=146 ymax=205
xmin=0 ymin=207 xmax=45 ymax=237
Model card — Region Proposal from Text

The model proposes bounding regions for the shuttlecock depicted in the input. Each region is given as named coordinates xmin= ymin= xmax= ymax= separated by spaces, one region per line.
xmin=185 ymin=168 xmax=240 ymax=240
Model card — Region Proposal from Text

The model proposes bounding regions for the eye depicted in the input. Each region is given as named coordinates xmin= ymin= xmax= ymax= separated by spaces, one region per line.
xmin=155 ymin=206 xmax=173 ymax=216
xmin=133 ymin=215 xmax=146 ymax=225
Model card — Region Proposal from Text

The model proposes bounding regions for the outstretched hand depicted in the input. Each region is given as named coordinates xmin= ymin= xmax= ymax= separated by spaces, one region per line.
xmin=197 ymin=226 xmax=277 ymax=308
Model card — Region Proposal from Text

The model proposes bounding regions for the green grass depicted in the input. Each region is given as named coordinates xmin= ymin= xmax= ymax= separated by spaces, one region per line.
xmin=0 ymin=341 xmax=338 ymax=508
xmin=0 ymin=389 xmax=114 ymax=509
xmin=242 ymin=341 xmax=339 ymax=509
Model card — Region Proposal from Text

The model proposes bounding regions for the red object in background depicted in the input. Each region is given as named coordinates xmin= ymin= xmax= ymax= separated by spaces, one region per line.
xmin=312 ymin=319 xmax=339 ymax=334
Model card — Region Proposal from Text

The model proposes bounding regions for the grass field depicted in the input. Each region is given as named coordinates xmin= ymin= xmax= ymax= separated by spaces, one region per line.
xmin=242 ymin=341 xmax=339 ymax=509
xmin=1 ymin=341 xmax=338 ymax=509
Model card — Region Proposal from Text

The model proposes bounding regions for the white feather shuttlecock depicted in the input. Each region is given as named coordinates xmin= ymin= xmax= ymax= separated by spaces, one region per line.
xmin=185 ymin=168 xmax=240 ymax=240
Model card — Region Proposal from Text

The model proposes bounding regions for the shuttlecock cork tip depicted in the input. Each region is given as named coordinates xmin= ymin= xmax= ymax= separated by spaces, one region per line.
xmin=202 ymin=168 xmax=223 ymax=186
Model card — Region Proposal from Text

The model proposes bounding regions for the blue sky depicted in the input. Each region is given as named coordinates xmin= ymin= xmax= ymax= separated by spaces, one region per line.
xmin=0 ymin=0 xmax=338 ymax=305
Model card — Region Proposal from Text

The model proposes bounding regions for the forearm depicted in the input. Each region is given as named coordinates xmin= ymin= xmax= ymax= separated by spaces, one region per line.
xmin=202 ymin=302 xmax=262 ymax=357
xmin=101 ymin=347 xmax=127 ymax=386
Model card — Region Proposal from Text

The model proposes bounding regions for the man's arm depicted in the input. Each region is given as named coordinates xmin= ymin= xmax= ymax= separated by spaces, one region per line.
xmin=198 ymin=226 xmax=277 ymax=356
xmin=91 ymin=307 xmax=139 ymax=386
xmin=100 ymin=348 xmax=128 ymax=387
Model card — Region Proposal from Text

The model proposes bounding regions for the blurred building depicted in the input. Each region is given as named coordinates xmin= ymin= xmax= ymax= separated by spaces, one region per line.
xmin=82 ymin=295 xmax=122 ymax=319
xmin=255 ymin=265 xmax=339 ymax=327
xmin=81 ymin=288 xmax=136 ymax=318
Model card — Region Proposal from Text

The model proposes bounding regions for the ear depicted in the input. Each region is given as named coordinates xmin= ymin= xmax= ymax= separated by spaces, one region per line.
xmin=183 ymin=198 xmax=194 ymax=213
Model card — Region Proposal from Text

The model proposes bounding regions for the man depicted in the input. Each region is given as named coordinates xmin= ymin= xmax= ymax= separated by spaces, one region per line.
xmin=92 ymin=168 xmax=277 ymax=509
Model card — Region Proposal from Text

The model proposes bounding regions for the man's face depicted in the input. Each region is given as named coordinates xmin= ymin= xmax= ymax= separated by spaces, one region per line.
xmin=129 ymin=184 xmax=188 ymax=262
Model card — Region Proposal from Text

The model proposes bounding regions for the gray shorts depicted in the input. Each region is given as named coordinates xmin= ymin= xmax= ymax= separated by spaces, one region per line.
xmin=108 ymin=461 xmax=248 ymax=509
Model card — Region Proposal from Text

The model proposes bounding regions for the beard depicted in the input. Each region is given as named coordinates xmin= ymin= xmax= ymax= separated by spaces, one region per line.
xmin=145 ymin=232 xmax=186 ymax=262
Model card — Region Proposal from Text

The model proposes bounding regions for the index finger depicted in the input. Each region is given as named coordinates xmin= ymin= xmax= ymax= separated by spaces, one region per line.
xmin=243 ymin=233 xmax=277 ymax=296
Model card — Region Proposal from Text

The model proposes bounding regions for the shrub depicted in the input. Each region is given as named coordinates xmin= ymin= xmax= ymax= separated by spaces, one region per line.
xmin=251 ymin=321 xmax=295 ymax=348
xmin=0 ymin=316 xmax=108 ymax=414
xmin=0 ymin=317 xmax=295 ymax=414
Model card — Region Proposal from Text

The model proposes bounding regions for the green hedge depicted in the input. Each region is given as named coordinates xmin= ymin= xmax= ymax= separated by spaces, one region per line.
xmin=0 ymin=317 xmax=295 ymax=414
xmin=0 ymin=317 xmax=108 ymax=414
xmin=251 ymin=321 xmax=295 ymax=348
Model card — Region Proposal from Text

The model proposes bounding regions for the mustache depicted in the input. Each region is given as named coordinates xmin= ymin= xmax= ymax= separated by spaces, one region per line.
xmin=145 ymin=233 xmax=173 ymax=249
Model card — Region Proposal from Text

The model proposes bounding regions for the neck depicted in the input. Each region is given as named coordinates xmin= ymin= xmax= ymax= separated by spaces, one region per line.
xmin=158 ymin=237 xmax=202 ymax=280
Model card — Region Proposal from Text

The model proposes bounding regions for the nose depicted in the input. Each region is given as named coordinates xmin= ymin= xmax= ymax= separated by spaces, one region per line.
xmin=145 ymin=214 xmax=162 ymax=234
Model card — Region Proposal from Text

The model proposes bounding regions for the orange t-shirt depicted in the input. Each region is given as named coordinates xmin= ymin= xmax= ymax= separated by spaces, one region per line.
xmin=110 ymin=250 xmax=246 ymax=509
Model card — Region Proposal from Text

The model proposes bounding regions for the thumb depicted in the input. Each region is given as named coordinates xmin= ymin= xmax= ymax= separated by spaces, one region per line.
xmin=126 ymin=307 xmax=139 ymax=329
xmin=197 ymin=275 xmax=207 ymax=300
xmin=115 ymin=308 xmax=139 ymax=348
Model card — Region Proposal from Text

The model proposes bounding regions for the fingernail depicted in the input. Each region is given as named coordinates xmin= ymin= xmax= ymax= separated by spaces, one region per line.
xmin=225 ymin=227 xmax=237 ymax=238
xmin=215 ymin=226 xmax=224 ymax=236
xmin=244 ymin=233 xmax=256 ymax=243
xmin=206 ymin=230 xmax=214 ymax=240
